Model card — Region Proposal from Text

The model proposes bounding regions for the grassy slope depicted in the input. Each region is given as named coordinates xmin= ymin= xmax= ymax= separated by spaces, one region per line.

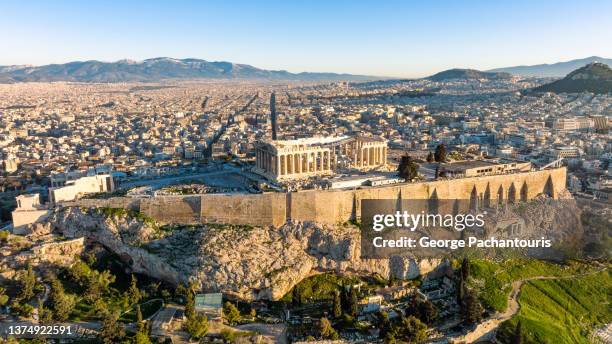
xmin=497 ymin=270 xmax=611 ymax=344
xmin=468 ymin=259 xmax=597 ymax=312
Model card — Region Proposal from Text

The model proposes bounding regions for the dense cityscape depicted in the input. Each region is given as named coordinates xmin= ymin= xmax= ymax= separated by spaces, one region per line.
xmin=0 ymin=60 xmax=610 ymax=343
xmin=0 ymin=1 xmax=611 ymax=342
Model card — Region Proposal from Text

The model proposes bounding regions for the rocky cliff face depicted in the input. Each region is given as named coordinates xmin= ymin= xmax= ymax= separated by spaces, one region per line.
xmin=46 ymin=207 xmax=441 ymax=300
xmin=40 ymin=195 xmax=583 ymax=301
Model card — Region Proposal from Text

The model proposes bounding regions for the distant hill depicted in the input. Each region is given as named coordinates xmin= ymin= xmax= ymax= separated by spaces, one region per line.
xmin=426 ymin=68 xmax=512 ymax=81
xmin=532 ymin=62 xmax=612 ymax=94
xmin=488 ymin=56 xmax=612 ymax=77
xmin=0 ymin=57 xmax=376 ymax=83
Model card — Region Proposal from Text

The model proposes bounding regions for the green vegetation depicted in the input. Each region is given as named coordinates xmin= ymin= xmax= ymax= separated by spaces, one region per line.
xmin=434 ymin=143 xmax=447 ymax=162
xmin=381 ymin=315 xmax=428 ymax=344
xmin=223 ymin=301 xmax=241 ymax=326
xmin=94 ymin=207 xmax=157 ymax=228
xmin=397 ymin=154 xmax=419 ymax=180
xmin=182 ymin=282 xmax=209 ymax=340
xmin=467 ymin=259 xmax=596 ymax=312
xmin=281 ymin=273 xmax=366 ymax=304
xmin=51 ymin=253 xmax=165 ymax=323
xmin=497 ymin=270 xmax=611 ymax=344
xmin=318 ymin=317 xmax=340 ymax=340
xmin=84 ymin=189 xmax=128 ymax=199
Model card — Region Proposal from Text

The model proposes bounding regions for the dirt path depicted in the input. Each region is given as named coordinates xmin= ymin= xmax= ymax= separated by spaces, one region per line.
xmin=455 ymin=266 xmax=607 ymax=343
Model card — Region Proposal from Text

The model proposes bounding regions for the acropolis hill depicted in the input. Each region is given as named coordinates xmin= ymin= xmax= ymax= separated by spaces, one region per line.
xmin=9 ymin=166 xmax=579 ymax=302
xmin=60 ymin=167 xmax=566 ymax=227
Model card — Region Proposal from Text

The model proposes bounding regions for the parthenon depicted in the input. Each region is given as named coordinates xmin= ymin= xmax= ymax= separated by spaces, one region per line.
xmin=255 ymin=136 xmax=387 ymax=181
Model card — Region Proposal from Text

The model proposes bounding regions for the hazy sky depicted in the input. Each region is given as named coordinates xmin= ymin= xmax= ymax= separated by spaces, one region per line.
xmin=1 ymin=0 xmax=611 ymax=77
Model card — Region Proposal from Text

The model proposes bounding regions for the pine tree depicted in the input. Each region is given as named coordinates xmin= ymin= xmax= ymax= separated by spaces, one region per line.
xmin=434 ymin=144 xmax=447 ymax=163
xmin=100 ymin=311 xmax=125 ymax=344
xmin=461 ymin=257 xmax=470 ymax=280
xmin=184 ymin=287 xmax=195 ymax=320
xmin=319 ymin=317 xmax=339 ymax=340
xmin=348 ymin=287 xmax=358 ymax=317
xmin=333 ymin=290 xmax=342 ymax=318
xmin=398 ymin=155 xmax=419 ymax=180
xmin=418 ymin=300 xmax=437 ymax=325
xmin=223 ymin=301 xmax=241 ymax=326
xmin=17 ymin=263 xmax=37 ymax=302
xmin=128 ymin=274 xmax=142 ymax=305
xmin=463 ymin=291 xmax=483 ymax=324
xmin=49 ymin=276 xmax=75 ymax=322
xmin=135 ymin=304 xmax=151 ymax=344
xmin=457 ymin=275 xmax=466 ymax=307
xmin=400 ymin=315 xmax=428 ymax=343
xmin=184 ymin=313 xmax=209 ymax=340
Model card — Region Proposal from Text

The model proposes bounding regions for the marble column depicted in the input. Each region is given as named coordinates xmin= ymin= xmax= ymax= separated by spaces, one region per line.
xmin=359 ymin=148 xmax=364 ymax=167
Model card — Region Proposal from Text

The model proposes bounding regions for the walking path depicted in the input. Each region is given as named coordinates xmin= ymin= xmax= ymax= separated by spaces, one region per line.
xmin=453 ymin=266 xmax=607 ymax=343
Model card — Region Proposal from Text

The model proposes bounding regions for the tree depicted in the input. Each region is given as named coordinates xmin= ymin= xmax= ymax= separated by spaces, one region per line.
xmin=99 ymin=311 xmax=125 ymax=344
xmin=0 ymin=287 xmax=9 ymax=307
xmin=426 ymin=152 xmax=435 ymax=163
xmin=457 ymin=275 xmax=466 ymax=307
xmin=378 ymin=311 xmax=393 ymax=339
xmin=405 ymin=293 xmax=419 ymax=317
xmin=128 ymin=274 xmax=142 ymax=305
xmin=333 ymin=290 xmax=342 ymax=318
xmin=461 ymin=257 xmax=470 ymax=280
xmin=184 ymin=314 xmax=209 ymax=340
xmin=418 ymin=300 xmax=437 ymax=325
xmin=184 ymin=287 xmax=195 ymax=320
xmin=49 ymin=277 xmax=75 ymax=322
xmin=175 ymin=283 xmax=188 ymax=302
xmin=511 ymin=320 xmax=523 ymax=344
xmin=292 ymin=286 xmax=301 ymax=306
xmin=318 ymin=317 xmax=339 ymax=340
xmin=85 ymin=269 xmax=115 ymax=303
xmin=37 ymin=297 xmax=52 ymax=324
xmin=463 ymin=291 xmax=483 ymax=325
xmin=348 ymin=287 xmax=358 ymax=317
xmin=68 ymin=260 xmax=91 ymax=286
xmin=223 ymin=301 xmax=241 ymax=326
xmin=434 ymin=144 xmax=447 ymax=163
xmin=135 ymin=305 xmax=151 ymax=344
xmin=399 ymin=315 xmax=428 ymax=343
xmin=398 ymin=155 xmax=419 ymax=181
xmin=16 ymin=263 xmax=37 ymax=302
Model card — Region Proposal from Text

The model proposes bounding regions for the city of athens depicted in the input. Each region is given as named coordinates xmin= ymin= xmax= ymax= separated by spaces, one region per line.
xmin=0 ymin=1 xmax=610 ymax=343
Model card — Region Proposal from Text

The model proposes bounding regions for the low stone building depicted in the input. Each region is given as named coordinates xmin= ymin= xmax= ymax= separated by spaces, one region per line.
xmin=11 ymin=194 xmax=50 ymax=232
xmin=49 ymin=174 xmax=114 ymax=203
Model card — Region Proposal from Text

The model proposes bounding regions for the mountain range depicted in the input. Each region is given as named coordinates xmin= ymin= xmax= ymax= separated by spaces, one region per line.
xmin=488 ymin=56 xmax=612 ymax=77
xmin=425 ymin=68 xmax=512 ymax=81
xmin=532 ymin=62 xmax=612 ymax=94
xmin=0 ymin=57 xmax=375 ymax=83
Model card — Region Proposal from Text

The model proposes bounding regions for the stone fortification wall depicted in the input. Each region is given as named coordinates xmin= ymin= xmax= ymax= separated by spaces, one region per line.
xmin=69 ymin=168 xmax=566 ymax=227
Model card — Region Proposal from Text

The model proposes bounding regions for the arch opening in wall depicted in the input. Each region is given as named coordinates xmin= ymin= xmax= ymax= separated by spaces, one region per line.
xmin=483 ymin=183 xmax=491 ymax=208
xmin=520 ymin=182 xmax=528 ymax=202
xmin=497 ymin=185 xmax=504 ymax=206
xmin=429 ymin=188 xmax=439 ymax=214
xmin=470 ymin=185 xmax=478 ymax=211
xmin=508 ymin=183 xmax=517 ymax=204
xmin=543 ymin=175 xmax=555 ymax=198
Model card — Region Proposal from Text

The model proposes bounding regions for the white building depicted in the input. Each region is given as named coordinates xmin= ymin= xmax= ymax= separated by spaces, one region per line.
xmin=12 ymin=194 xmax=50 ymax=231
xmin=49 ymin=174 xmax=114 ymax=203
